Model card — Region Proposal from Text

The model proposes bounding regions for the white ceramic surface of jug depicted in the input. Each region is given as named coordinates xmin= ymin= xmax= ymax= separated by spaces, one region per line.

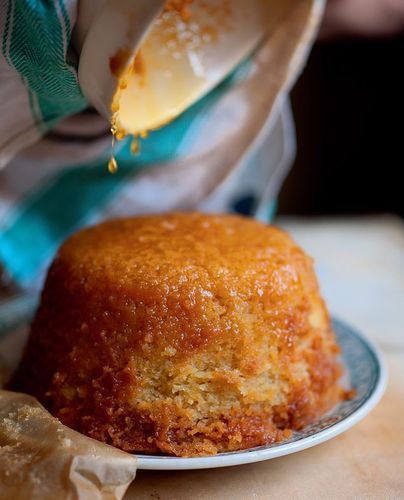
xmin=74 ymin=0 xmax=274 ymax=135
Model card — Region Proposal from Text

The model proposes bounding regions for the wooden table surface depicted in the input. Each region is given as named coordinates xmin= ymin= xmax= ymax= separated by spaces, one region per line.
xmin=127 ymin=216 xmax=404 ymax=499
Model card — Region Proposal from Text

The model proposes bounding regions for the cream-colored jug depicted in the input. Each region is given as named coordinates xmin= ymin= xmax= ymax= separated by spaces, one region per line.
xmin=74 ymin=0 xmax=276 ymax=136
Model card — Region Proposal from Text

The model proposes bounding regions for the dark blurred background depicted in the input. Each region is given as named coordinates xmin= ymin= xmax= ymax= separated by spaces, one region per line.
xmin=278 ymin=35 xmax=404 ymax=217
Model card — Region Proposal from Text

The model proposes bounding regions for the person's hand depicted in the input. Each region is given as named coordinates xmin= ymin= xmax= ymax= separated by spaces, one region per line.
xmin=321 ymin=0 xmax=404 ymax=38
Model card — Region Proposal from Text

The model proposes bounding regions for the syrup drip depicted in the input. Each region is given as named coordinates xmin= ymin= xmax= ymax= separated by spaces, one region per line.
xmin=108 ymin=117 xmax=143 ymax=173
xmin=108 ymin=120 xmax=118 ymax=174
xmin=131 ymin=135 xmax=140 ymax=155
xmin=108 ymin=156 xmax=118 ymax=174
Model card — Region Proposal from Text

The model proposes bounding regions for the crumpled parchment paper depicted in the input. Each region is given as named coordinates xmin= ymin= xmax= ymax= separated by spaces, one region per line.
xmin=0 ymin=390 xmax=137 ymax=500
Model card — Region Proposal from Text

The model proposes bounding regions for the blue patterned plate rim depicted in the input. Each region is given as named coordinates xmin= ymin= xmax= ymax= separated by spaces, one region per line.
xmin=135 ymin=317 xmax=387 ymax=470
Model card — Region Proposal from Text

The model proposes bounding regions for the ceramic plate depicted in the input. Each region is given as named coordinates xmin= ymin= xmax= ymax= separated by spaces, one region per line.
xmin=0 ymin=317 xmax=386 ymax=471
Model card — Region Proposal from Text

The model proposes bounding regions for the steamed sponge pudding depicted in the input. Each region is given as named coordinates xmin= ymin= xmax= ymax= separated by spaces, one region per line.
xmin=12 ymin=213 xmax=343 ymax=456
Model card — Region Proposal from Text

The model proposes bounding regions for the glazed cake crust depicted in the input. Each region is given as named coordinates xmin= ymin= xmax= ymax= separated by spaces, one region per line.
xmin=11 ymin=213 xmax=343 ymax=456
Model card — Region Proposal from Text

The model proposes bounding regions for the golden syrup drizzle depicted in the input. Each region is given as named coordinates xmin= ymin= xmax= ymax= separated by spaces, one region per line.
xmin=116 ymin=130 xmax=125 ymax=141
xmin=108 ymin=156 xmax=118 ymax=174
xmin=108 ymin=115 xmax=119 ymax=174
xmin=108 ymin=115 xmax=143 ymax=173
xmin=130 ymin=135 xmax=140 ymax=155
xmin=109 ymin=58 xmax=158 ymax=167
